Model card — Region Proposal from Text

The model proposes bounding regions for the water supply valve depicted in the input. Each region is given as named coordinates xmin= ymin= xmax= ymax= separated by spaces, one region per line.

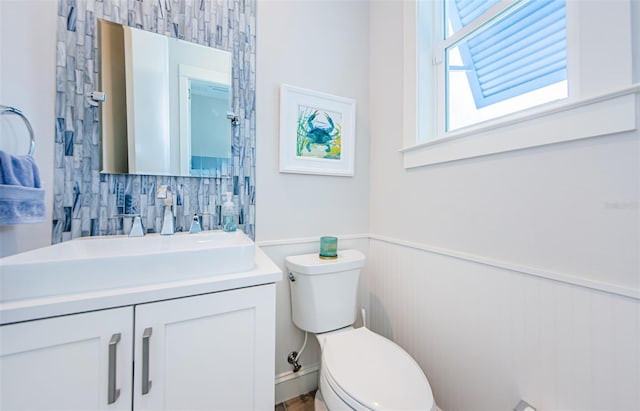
xmin=287 ymin=351 xmax=302 ymax=373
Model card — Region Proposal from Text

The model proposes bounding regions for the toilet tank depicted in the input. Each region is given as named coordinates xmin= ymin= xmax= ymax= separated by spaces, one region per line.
xmin=285 ymin=249 xmax=365 ymax=333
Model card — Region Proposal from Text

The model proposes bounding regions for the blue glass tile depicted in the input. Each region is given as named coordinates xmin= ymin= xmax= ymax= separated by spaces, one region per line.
xmin=53 ymin=0 xmax=256 ymax=241
xmin=67 ymin=6 xmax=77 ymax=31
xmin=115 ymin=181 xmax=124 ymax=207
xmin=124 ymin=194 xmax=133 ymax=215
xmin=55 ymin=118 xmax=65 ymax=143
xmin=63 ymin=207 xmax=72 ymax=232
xmin=72 ymin=182 xmax=81 ymax=214
xmin=64 ymin=131 xmax=74 ymax=156
xmin=90 ymin=218 xmax=98 ymax=236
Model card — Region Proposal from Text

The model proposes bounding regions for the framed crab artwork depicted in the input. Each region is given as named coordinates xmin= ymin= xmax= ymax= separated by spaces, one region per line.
xmin=279 ymin=84 xmax=356 ymax=176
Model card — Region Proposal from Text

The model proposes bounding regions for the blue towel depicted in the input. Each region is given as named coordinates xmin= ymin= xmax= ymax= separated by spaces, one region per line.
xmin=0 ymin=150 xmax=41 ymax=187
xmin=0 ymin=150 xmax=45 ymax=224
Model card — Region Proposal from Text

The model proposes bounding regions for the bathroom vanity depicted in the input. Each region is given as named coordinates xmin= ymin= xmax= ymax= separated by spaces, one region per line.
xmin=0 ymin=231 xmax=281 ymax=411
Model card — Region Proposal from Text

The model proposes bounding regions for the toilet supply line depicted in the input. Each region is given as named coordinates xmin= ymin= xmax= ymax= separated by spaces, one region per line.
xmin=287 ymin=331 xmax=308 ymax=373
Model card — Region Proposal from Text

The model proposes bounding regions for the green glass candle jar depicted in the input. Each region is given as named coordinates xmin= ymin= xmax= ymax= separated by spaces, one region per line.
xmin=319 ymin=236 xmax=338 ymax=259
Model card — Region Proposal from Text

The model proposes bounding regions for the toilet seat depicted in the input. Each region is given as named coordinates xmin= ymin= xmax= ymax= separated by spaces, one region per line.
xmin=321 ymin=327 xmax=434 ymax=411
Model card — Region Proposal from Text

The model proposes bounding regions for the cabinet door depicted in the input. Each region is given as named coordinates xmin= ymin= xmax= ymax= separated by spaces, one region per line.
xmin=0 ymin=307 xmax=133 ymax=411
xmin=134 ymin=284 xmax=276 ymax=411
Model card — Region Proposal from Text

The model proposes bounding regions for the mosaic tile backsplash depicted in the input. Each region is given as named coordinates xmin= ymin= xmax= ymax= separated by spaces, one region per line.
xmin=53 ymin=0 xmax=256 ymax=243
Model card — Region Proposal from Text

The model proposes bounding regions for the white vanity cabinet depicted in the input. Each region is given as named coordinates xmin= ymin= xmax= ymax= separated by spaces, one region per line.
xmin=0 ymin=307 xmax=134 ymax=411
xmin=133 ymin=284 xmax=275 ymax=411
xmin=0 ymin=284 xmax=276 ymax=411
xmin=0 ymin=232 xmax=281 ymax=411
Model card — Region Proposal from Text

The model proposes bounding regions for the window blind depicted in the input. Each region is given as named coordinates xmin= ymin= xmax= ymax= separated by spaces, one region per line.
xmin=447 ymin=0 xmax=567 ymax=108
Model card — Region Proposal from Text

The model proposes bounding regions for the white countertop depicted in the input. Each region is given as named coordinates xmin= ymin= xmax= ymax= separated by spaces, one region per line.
xmin=0 ymin=247 xmax=282 ymax=325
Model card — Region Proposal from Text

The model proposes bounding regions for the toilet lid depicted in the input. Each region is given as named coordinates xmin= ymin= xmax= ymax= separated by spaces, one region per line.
xmin=322 ymin=327 xmax=434 ymax=411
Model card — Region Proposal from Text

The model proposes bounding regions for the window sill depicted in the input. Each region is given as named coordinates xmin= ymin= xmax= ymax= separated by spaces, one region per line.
xmin=401 ymin=84 xmax=640 ymax=168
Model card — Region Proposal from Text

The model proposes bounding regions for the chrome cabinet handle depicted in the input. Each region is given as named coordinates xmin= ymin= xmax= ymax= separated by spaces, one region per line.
xmin=108 ymin=333 xmax=121 ymax=404
xmin=142 ymin=327 xmax=153 ymax=395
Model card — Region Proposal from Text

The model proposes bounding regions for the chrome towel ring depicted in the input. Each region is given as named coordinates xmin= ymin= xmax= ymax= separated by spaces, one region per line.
xmin=0 ymin=105 xmax=36 ymax=156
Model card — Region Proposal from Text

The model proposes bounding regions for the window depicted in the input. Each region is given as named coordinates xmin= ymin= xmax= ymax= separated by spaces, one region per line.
xmin=445 ymin=0 xmax=568 ymax=131
xmin=402 ymin=0 xmax=638 ymax=167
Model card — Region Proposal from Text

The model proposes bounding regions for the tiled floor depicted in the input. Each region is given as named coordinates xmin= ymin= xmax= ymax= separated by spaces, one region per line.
xmin=275 ymin=390 xmax=316 ymax=411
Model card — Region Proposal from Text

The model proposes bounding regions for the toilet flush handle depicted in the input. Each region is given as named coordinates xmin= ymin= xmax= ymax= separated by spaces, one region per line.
xmin=288 ymin=272 xmax=295 ymax=282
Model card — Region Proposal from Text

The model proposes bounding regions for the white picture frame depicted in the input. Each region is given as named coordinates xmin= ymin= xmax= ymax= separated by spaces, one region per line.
xmin=279 ymin=84 xmax=356 ymax=176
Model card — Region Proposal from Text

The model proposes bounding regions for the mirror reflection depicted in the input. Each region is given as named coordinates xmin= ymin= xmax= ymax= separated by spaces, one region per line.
xmin=98 ymin=19 xmax=233 ymax=177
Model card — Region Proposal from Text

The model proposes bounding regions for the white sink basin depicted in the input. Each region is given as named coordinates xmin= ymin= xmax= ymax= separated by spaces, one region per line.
xmin=0 ymin=230 xmax=255 ymax=303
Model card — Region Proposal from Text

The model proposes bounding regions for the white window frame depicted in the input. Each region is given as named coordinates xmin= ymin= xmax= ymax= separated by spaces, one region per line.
xmin=402 ymin=0 xmax=639 ymax=168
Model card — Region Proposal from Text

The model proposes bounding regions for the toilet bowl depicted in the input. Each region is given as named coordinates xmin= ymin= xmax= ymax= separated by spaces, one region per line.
xmin=317 ymin=327 xmax=435 ymax=411
xmin=286 ymin=250 xmax=437 ymax=411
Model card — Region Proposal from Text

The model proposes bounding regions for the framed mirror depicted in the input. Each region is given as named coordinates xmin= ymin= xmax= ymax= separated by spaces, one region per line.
xmin=98 ymin=19 xmax=233 ymax=177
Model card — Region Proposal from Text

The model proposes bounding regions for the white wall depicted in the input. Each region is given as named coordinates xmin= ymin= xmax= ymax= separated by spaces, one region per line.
xmin=368 ymin=1 xmax=640 ymax=410
xmin=255 ymin=0 xmax=370 ymax=242
xmin=255 ymin=0 xmax=370 ymax=402
xmin=0 ymin=1 xmax=56 ymax=257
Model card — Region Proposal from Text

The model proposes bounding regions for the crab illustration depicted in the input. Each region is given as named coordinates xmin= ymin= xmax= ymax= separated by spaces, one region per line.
xmin=296 ymin=110 xmax=342 ymax=159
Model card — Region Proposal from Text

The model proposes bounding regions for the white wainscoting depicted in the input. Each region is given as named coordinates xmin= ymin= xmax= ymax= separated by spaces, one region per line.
xmin=366 ymin=237 xmax=639 ymax=411
xmin=259 ymin=234 xmax=638 ymax=408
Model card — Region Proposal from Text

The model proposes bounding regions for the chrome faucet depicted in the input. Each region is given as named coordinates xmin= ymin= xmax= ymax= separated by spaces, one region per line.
xmin=129 ymin=216 xmax=145 ymax=237
xmin=156 ymin=185 xmax=175 ymax=235
xmin=111 ymin=214 xmax=145 ymax=237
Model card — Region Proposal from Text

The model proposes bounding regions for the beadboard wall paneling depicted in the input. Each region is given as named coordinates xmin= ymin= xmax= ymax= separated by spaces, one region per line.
xmin=367 ymin=238 xmax=640 ymax=411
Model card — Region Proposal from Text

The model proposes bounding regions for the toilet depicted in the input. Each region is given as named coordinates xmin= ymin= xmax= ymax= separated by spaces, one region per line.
xmin=286 ymin=249 xmax=437 ymax=411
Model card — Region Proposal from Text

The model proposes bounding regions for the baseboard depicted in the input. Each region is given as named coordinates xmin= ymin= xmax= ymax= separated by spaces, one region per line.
xmin=274 ymin=363 xmax=320 ymax=404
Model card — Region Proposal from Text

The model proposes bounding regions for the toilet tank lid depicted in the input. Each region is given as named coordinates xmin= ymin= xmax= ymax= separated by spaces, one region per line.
xmin=285 ymin=249 xmax=365 ymax=275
